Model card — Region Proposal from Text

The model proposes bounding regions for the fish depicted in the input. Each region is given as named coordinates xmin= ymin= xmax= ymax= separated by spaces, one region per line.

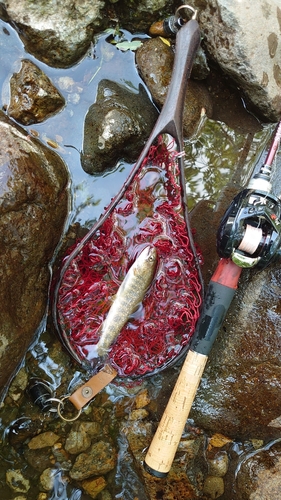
xmin=95 ymin=246 xmax=157 ymax=357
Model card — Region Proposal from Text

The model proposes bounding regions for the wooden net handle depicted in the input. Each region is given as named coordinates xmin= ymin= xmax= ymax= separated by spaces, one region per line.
xmin=144 ymin=349 xmax=208 ymax=476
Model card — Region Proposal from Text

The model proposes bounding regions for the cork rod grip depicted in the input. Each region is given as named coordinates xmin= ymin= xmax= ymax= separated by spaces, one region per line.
xmin=144 ymin=349 xmax=208 ymax=476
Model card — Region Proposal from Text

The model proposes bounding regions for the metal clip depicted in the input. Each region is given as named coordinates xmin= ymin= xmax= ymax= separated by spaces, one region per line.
xmin=27 ymin=378 xmax=60 ymax=413
xmin=57 ymin=396 xmax=82 ymax=422
xmin=149 ymin=4 xmax=198 ymax=37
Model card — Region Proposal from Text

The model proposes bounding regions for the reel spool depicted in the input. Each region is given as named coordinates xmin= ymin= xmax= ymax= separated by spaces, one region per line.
xmin=217 ymin=187 xmax=281 ymax=269
xmin=217 ymin=119 xmax=281 ymax=269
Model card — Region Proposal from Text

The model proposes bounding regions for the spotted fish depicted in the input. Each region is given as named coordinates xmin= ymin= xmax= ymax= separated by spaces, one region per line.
xmin=95 ymin=246 xmax=157 ymax=357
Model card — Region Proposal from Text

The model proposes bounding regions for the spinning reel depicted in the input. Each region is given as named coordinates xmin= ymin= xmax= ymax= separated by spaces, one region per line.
xmin=217 ymin=121 xmax=281 ymax=270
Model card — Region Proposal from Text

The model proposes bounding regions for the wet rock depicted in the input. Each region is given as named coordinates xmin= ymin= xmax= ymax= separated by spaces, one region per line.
xmin=127 ymin=408 xmax=149 ymax=420
xmin=0 ymin=111 xmax=68 ymax=391
xmin=78 ymin=421 xmax=102 ymax=438
xmin=136 ymin=37 xmax=213 ymax=137
xmin=81 ymin=476 xmax=107 ymax=499
xmin=207 ymin=451 xmax=229 ymax=477
xmin=28 ymin=431 xmax=60 ymax=449
xmin=195 ymin=0 xmax=281 ymax=121
xmin=0 ymin=0 xmax=105 ymax=68
xmin=81 ymin=79 xmax=158 ymax=174
xmin=134 ymin=388 xmax=150 ymax=408
xmin=52 ymin=442 xmax=72 ymax=471
xmin=65 ymin=423 xmax=92 ymax=454
xmin=6 ymin=469 xmax=30 ymax=493
xmin=99 ymin=491 xmax=112 ymax=500
xmin=227 ymin=440 xmax=281 ymax=500
xmin=24 ymin=447 xmax=54 ymax=473
xmin=39 ymin=468 xmax=57 ymax=492
xmin=8 ymin=59 xmax=65 ymax=125
xmin=191 ymin=263 xmax=281 ymax=439
xmin=8 ymin=417 xmax=43 ymax=449
xmin=203 ymin=476 xmax=224 ymax=499
xmin=113 ymin=0 xmax=174 ymax=33
xmin=8 ymin=367 xmax=28 ymax=402
xmin=70 ymin=440 xmax=117 ymax=480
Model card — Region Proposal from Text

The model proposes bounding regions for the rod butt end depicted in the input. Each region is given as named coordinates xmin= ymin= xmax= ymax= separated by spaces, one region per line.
xmin=143 ymin=461 xmax=168 ymax=478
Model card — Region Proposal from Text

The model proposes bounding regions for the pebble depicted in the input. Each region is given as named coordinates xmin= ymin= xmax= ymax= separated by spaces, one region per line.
xmin=6 ymin=469 xmax=30 ymax=493
xmin=207 ymin=451 xmax=229 ymax=477
xmin=127 ymin=408 xmax=149 ymax=421
xmin=65 ymin=426 xmax=91 ymax=454
xmin=28 ymin=431 xmax=60 ymax=449
xmin=8 ymin=59 xmax=65 ymax=125
xmin=39 ymin=468 xmax=57 ymax=492
xmin=8 ymin=368 xmax=28 ymax=402
xmin=134 ymin=389 xmax=150 ymax=409
xmin=81 ymin=476 xmax=107 ymax=498
xmin=70 ymin=441 xmax=117 ymax=481
xmin=203 ymin=476 xmax=224 ymax=499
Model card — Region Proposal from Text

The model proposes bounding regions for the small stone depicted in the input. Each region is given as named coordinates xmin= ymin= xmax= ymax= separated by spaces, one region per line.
xmin=37 ymin=494 xmax=48 ymax=500
xmin=39 ymin=468 xmax=57 ymax=492
xmin=65 ymin=426 xmax=91 ymax=454
xmin=203 ymin=476 xmax=224 ymax=499
xmin=134 ymin=389 xmax=150 ymax=409
xmin=207 ymin=452 xmax=229 ymax=477
xmin=28 ymin=431 xmax=60 ymax=449
xmin=8 ymin=59 xmax=65 ymax=125
xmin=81 ymin=476 xmax=106 ymax=498
xmin=127 ymin=409 xmax=149 ymax=421
xmin=251 ymin=439 xmax=264 ymax=450
xmin=70 ymin=441 xmax=117 ymax=481
xmin=6 ymin=469 xmax=30 ymax=493
xmin=8 ymin=368 xmax=28 ymax=401
xmin=99 ymin=491 xmax=112 ymax=500
xmin=79 ymin=421 xmax=102 ymax=438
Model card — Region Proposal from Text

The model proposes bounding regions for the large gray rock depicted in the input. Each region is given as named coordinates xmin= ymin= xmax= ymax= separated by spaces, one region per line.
xmin=0 ymin=111 xmax=68 ymax=391
xmin=195 ymin=0 xmax=281 ymax=121
xmin=0 ymin=0 xmax=105 ymax=67
xmin=190 ymin=262 xmax=281 ymax=440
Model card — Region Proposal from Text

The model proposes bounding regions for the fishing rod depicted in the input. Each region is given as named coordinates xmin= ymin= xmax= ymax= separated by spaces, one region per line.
xmin=144 ymin=119 xmax=281 ymax=477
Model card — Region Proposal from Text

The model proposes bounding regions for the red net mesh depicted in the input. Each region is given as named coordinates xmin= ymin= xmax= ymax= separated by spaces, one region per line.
xmin=56 ymin=138 xmax=202 ymax=377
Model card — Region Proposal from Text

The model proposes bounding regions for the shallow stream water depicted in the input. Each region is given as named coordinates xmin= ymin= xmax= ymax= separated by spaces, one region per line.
xmin=0 ymin=16 xmax=281 ymax=500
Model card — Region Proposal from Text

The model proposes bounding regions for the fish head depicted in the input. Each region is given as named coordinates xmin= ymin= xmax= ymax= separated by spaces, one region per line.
xmin=135 ymin=245 xmax=157 ymax=273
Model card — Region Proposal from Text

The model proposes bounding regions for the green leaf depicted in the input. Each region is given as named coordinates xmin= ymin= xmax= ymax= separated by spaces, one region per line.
xmin=115 ymin=40 xmax=143 ymax=52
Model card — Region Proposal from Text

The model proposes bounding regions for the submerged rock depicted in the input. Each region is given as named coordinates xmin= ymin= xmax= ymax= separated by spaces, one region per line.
xmin=69 ymin=441 xmax=117 ymax=480
xmin=81 ymin=79 xmax=158 ymax=174
xmin=135 ymin=37 xmax=213 ymax=137
xmin=224 ymin=440 xmax=281 ymax=500
xmin=8 ymin=59 xmax=65 ymax=125
xmin=0 ymin=111 xmax=68 ymax=391
xmin=6 ymin=469 xmax=30 ymax=494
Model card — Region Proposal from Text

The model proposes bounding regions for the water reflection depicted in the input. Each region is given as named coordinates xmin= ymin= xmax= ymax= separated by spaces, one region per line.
xmin=184 ymin=120 xmax=276 ymax=210
xmin=0 ymin=22 xmax=147 ymax=228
